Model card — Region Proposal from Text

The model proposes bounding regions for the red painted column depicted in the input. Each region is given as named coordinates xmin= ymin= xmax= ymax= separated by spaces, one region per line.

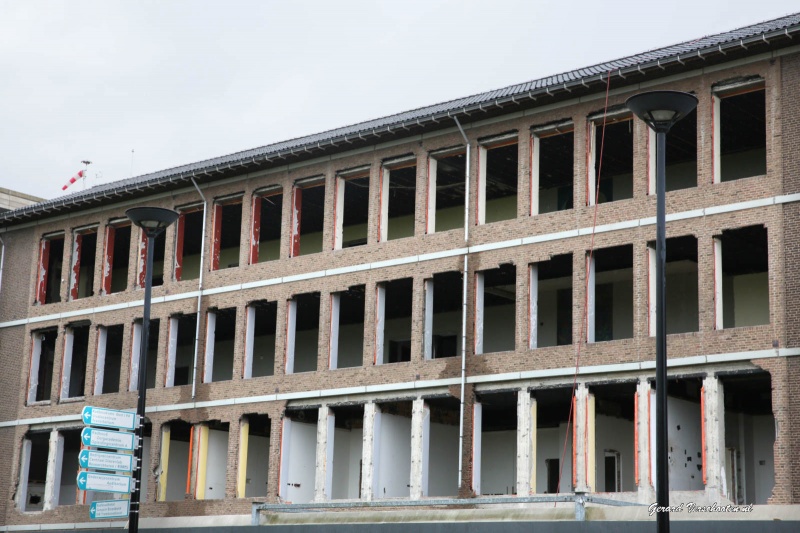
xmin=70 ymin=233 xmax=83 ymax=300
xmin=290 ymin=188 xmax=302 ymax=257
xmin=36 ymin=239 xmax=50 ymax=305
xmin=102 ymin=225 xmax=116 ymax=294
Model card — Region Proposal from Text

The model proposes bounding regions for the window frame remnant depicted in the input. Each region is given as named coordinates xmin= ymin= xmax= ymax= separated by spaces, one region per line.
xmin=60 ymin=323 xmax=90 ymax=399
xmin=290 ymin=177 xmax=326 ymax=257
xmin=477 ymin=133 xmax=519 ymax=225
xmin=211 ymin=195 xmax=244 ymax=271
xmin=137 ymin=227 xmax=166 ymax=288
xmin=27 ymin=329 xmax=57 ymax=404
xmin=35 ymin=232 xmax=65 ymax=305
xmin=712 ymin=79 xmax=766 ymax=183
xmin=250 ymin=187 xmax=283 ymax=264
xmin=174 ymin=204 xmax=205 ymax=282
xmin=531 ymin=122 xmax=574 ymax=215
xmin=333 ymin=167 xmax=371 ymax=250
xmin=587 ymin=112 xmax=634 ymax=206
xmin=426 ymin=148 xmax=466 ymax=234
xmin=69 ymin=225 xmax=98 ymax=301
xmin=101 ymin=220 xmax=132 ymax=294
xmin=379 ymin=155 xmax=417 ymax=242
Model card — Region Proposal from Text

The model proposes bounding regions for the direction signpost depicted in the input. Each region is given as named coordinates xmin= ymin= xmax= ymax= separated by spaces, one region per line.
xmin=79 ymin=449 xmax=133 ymax=473
xmin=82 ymin=406 xmax=136 ymax=431
xmin=77 ymin=471 xmax=132 ymax=494
xmin=90 ymin=500 xmax=130 ymax=520
xmin=81 ymin=427 xmax=136 ymax=451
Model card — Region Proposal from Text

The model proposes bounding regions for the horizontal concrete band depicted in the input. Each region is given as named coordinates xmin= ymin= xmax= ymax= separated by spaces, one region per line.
xmin=1 ymin=347 xmax=797 ymax=429
xmin=1 ymin=192 xmax=797 ymax=331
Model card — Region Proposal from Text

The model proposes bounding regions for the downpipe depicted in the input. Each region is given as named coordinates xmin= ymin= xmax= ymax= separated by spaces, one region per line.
xmin=190 ymin=178 xmax=207 ymax=400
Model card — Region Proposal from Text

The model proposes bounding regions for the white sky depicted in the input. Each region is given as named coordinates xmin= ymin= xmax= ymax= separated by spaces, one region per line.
xmin=1 ymin=0 xmax=797 ymax=200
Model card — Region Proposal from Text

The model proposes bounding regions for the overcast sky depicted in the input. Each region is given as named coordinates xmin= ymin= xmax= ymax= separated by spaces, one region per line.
xmin=1 ymin=1 xmax=797 ymax=200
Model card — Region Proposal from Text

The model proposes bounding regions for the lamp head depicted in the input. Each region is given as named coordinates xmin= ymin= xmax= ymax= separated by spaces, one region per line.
xmin=126 ymin=207 xmax=180 ymax=236
xmin=626 ymin=90 xmax=698 ymax=133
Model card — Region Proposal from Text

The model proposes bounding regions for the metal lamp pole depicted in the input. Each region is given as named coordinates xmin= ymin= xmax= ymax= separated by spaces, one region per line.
xmin=626 ymin=91 xmax=697 ymax=533
xmin=125 ymin=207 xmax=179 ymax=533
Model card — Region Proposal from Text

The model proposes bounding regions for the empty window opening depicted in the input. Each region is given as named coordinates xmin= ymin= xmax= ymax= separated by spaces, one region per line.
xmin=330 ymin=285 xmax=365 ymax=369
xmin=61 ymin=324 xmax=90 ymax=399
xmin=212 ymin=200 xmax=243 ymax=270
xmin=591 ymin=117 xmax=633 ymax=204
xmin=281 ymin=408 xmax=318 ymax=504
xmin=479 ymin=139 xmax=518 ymax=224
xmin=162 ymin=420 xmax=192 ymax=502
xmin=103 ymin=223 xmax=131 ymax=294
xmin=426 ymin=397 xmax=460 ymax=497
xmin=428 ymin=151 xmax=465 ymax=233
xmin=28 ymin=329 xmax=57 ymax=403
xmin=649 ymin=236 xmax=698 ymax=335
xmin=174 ymin=208 xmax=204 ymax=281
xmin=375 ymin=278 xmax=413 ymax=365
xmin=475 ymin=264 xmax=516 ymax=354
xmin=251 ymin=190 xmax=283 ymax=263
xmin=589 ymin=245 xmax=633 ymax=342
xmin=70 ymin=228 xmax=97 ymax=300
xmin=245 ymin=301 xmax=277 ymax=378
xmin=130 ymin=319 xmax=160 ymax=391
xmin=57 ymin=429 xmax=82 ymax=506
xmin=17 ymin=432 xmax=49 ymax=511
xmin=655 ymin=378 xmax=703 ymax=491
xmin=380 ymin=161 xmax=416 ymax=241
xmin=94 ymin=324 xmax=123 ymax=395
xmin=720 ymin=372 xmax=774 ymax=505
xmin=205 ymin=308 xmax=236 ymax=382
xmin=591 ymin=382 xmax=636 ymax=493
xmin=655 ymin=108 xmax=697 ymax=192
xmin=716 ymin=88 xmax=766 ymax=182
xmin=37 ymin=234 xmax=64 ymax=304
xmin=474 ymin=392 xmax=517 ymax=495
xmin=138 ymin=229 xmax=166 ymax=287
xmin=286 ymin=292 xmax=320 ymax=373
xmin=374 ymin=400 xmax=412 ymax=499
xmin=198 ymin=421 xmax=229 ymax=500
xmin=331 ymin=404 xmax=365 ymax=500
xmin=716 ymin=225 xmax=769 ymax=329
xmin=243 ymin=414 xmax=271 ymax=498
xmin=167 ymin=314 xmax=197 ymax=387
xmin=535 ymin=387 xmax=574 ymax=494
xmin=532 ymin=254 xmax=573 ymax=349
xmin=291 ymin=180 xmax=325 ymax=257
xmin=335 ymin=172 xmax=370 ymax=249
xmin=535 ymin=130 xmax=574 ymax=214
xmin=424 ymin=271 xmax=462 ymax=359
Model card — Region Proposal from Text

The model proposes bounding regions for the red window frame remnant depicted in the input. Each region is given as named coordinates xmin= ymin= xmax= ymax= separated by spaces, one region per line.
xmin=174 ymin=206 xmax=203 ymax=281
xmin=69 ymin=233 xmax=83 ymax=301
xmin=210 ymin=196 xmax=243 ymax=272
xmin=290 ymin=186 xmax=302 ymax=258
xmin=101 ymin=225 xmax=116 ymax=295
xmin=250 ymin=188 xmax=282 ymax=265
xmin=35 ymin=238 xmax=51 ymax=305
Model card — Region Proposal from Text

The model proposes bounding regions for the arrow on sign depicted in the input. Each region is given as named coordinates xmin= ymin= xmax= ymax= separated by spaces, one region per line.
xmin=90 ymin=506 xmax=95 ymax=518
xmin=82 ymin=430 xmax=91 ymax=445
xmin=77 ymin=472 xmax=87 ymax=488
xmin=80 ymin=453 xmax=89 ymax=467
xmin=83 ymin=410 xmax=92 ymax=422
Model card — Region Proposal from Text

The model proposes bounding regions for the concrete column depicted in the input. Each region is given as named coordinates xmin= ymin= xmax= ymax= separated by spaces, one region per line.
xmin=635 ymin=379 xmax=655 ymax=503
xmin=703 ymin=375 xmax=726 ymax=501
xmin=16 ymin=438 xmax=32 ymax=511
xmin=43 ymin=429 xmax=64 ymax=510
xmin=516 ymin=390 xmax=535 ymax=495
xmin=574 ymin=384 xmax=589 ymax=492
xmin=360 ymin=402 xmax=378 ymax=501
xmin=314 ymin=406 xmax=334 ymax=501
xmin=410 ymin=398 xmax=429 ymax=499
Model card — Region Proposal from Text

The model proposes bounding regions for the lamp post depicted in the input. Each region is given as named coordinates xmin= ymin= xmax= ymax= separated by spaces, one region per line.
xmin=626 ymin=91 xmax=697 ymax=533
xmin=125 ymin=207 xmax=179 ymax=533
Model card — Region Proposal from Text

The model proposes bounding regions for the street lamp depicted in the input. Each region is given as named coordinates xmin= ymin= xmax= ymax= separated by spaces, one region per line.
xmin=626 ymin=90 xmax=697 ymax=533
xmin=125 ymin=207 xmax=179 ymax=533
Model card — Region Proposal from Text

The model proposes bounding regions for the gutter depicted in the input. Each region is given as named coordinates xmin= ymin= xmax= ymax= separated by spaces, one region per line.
xmin=190 ymin=178 xmax=208 ymax=400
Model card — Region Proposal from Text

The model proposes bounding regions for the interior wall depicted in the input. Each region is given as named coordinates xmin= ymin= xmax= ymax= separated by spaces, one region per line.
xmin=253 ymin=333 xmax=275 ymax=377
xmin=751 ymin=415 xmax=775 ymax=504
xmin=58 ymin=435 xmax=80 ymax=505
xmin=537 ymin=277 xmax=571 ymax=347
xmin=723 ymin=272 xmax=770 ymax=328
xmin=666 ymin=396 xmax=704 ymax=491
xmin=484 ymin=196 xmax=517 ymax=224
xmin=535 ymin=422 xmax=572 ymax=493
xmin=204 ymin=428 xmax=228 ymax=500
xmin=337 ymin=322 xmax=364 ymax=368
xmin=377 ymin=413 xmax=411 ymax=498
xmin=331 ymin=427 xmax=363 ymax=500
xmin=481 ymin=430 xmax=516 ymax=495
xmin=666 ymin=263 xmax=699 ymax=334
xmin=294 ymin=328 xmax=318 ymax=373
xmin=483 ymin=302 xmax=515 ymax=353
xmin=212 ymin=338 xmax=234 ymax=382
xmin=245 ymin=434 xmax=270 ymax=497
xmin=594 ymin=414 xmax=635 ymax=492
xmin=166 ymin=438 xmax=190 ymax=502
xmin=285 ymin=420 xmax=316 ymax=504
xmin=428 ymin=422 xmax=459 ymax=497
xmin=383 ymin=316 xmax=412 ymax=362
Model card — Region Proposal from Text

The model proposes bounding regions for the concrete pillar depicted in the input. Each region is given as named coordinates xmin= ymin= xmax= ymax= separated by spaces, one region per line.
xmin=360 ymin=402 xmax=378 ymax=501
xmin=635 ymin=379 xmax=655 ymax=503
xmin=16 ymin=438 xmax=32 ymax=511
xmin=410 ymin=398 xmax=430 ymax=499
xmin=516 ymin=390 xmax=536 ymax=495
xmin=43 ymin=429 xmax=63 ymax=510
xmin=574 ymin=384 xmax=589 ymax=492
xmin=703 ymin=375 xmax=726 ymax=501
xmin=314 ymin=406 xmax=334 ymax=501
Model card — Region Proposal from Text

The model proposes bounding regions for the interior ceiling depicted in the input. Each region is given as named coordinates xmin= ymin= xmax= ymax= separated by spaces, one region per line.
xmin=253 ymin=300 xmax=278 ymax=331
xmin=213 ymin=307 xmax=237 ymax=340
xmin=483 ymin=264 xmax=516 ymax=306
xmin=594 ymin=244 xmax=633 ymax=272
xmin=720 ymin=89 xmax=766 ymax=154
xmin=385 ymin=277 xmax=413 ymax=320
xmin=666 ymin=108 xmax=697 ymax=165
xmin=485 ymin=143 xmax=518 ymax=199
xmin=259 ymin=193 xmax=283 ymax=241
xmin=433 ymin=271 xmax=463 ymax=313
xmin=720 ymin=372 xmax=772 ymax=416
xmin=388 ymin=166 xmax=416 ymax=218
xmin=296 ymin=292 xmax=321 ymax=331
xmin=721 ymin=224 xmax=768 ymax=274
xmin=436 ymin=153 xmax=466 ymax=208
xmin=339 ymin=285 xmax=366 ymax=325
xmin=662 ymin=235 xmax=698 ymax=263
xmin=595 ymin=120 xmax=633 ymax=178
xmin=220 ymin=203 xmax=242 ymax=247
xmin=590 ymin=381 xmax=637 ymax=421
xmin=183 ymin=210 xmax=204 ymax=254
xmin=343 ymin=177 xmax=370 ymax=226
xmin=539 ymin=253 xmax=573 ymax=281
xmin=176 ymin=314 xmax=198 ymax=345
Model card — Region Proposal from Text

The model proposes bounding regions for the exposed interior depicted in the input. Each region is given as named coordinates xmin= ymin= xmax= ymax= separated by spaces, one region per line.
xmin=244 ymin=414 xmax=270 ymax=497
xmin=426 ymin=271 xmax=462 ymax=359
xmin=425 ymin=397 xmax=460 ymax=497
xmin=664 ymin=108 xmax=697 ymax=191
xmin=29 ymin=329 xmax=57 ymax=403
xmin=652 ymin=236 xmax=699 ymax=334
xmin=62 ymin=324 xmax=89 ymax=399
xmin=720 ymin=372 xmax=775 ymax=504
xmin=164 ymin=420 xmax=192 ymax=502
xmin=591 ymin=382 xmax=636 ymax=493
xmin=594 ymin=118 xmax=633 ymax=204
xmin=282 ymin=408 xmax=318 ymax=503
xmin=338 ymin=175 xmax=370 ymax=249
xmin=719 ymin=88 xmax=766 ymax=181
xmin=331 ymin=285 xmax=365 ymax=369
xmin=41 ymin=235 xmax=64 ymax=304
xmin=107 ymin=223 xmax=131 ymax=293
xmin=476 ymin=264 xmax=516 ymax=354
xmin=57 ymin=429 xmax=81 ymax=506
xmin=202 ymin=420 xmax=230 ymax=500
xmin=592 ymin=245 xmax=633 ymax=342
xmin=248 ymin=300 xmax=276 ymax=378
xmin=215 ymin=201 xmax=242 ymax=270
xmin=171 ymin=314 xmax=197 ymax=386
xmin=293 ymin=182 xmax=325 ymax=256
xmin=141 ymin=230 xmax=166 ymax=287
xmin=535 ymin=254 xmax=573 ymax=348
xmin=98 ymin=324 xmax=123 ymax=394
xmin=382 ymin=163 xmax=416 ymax=240
xmin=659 ymin=378 xmax=704 ymax=491
xmin=374 ymin=401 xmax=412 ymax=499
xmin=538 ymin=130 xmax=574 ymax=214
xmin=176 ymin=209 xmax=203 ymax=281
xmin=72 ymin=230 xmax=97 ymax=299
xmin=475 ymin=391 xmax=517 ymax=495
xmin=207 ymin=307 xmax=236 ymax=382
xmin=131 ymin=319 xmax=160 ymax=390
xmin=377 ymin=278 xmax=413 ymax=364
xmin=482 ymin=141 xmax=518 ymax=224
xmin=535 ymin=387 xmax=573 ymax=494
xmin=18 ymin=432 xmax=48 ymax=511
xmin=431 ymin=152 xmax=465 ymax=233
xmin=287 ymin=292 xmax=320 ymax=373
xmin=331 ymin=404 xmax=365 ymax=500
xmin=719 ymin=225 xmax=770 ymax=328
xmin=253 ymin=191 xmax=282 ymax=262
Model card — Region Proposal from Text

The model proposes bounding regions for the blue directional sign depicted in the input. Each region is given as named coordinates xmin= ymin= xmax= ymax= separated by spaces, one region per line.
xmin=90 ymin=500 xmax=130 ymax=520
xmin=81 ymin=427 xmax=135 ymax=451
xmin=76 ymin=471 xmax=131 ymax=494
xmin=82 ymin=406 xmax=136 ymax=430
xmin=79 ymin=449 xmax=133 ymax=473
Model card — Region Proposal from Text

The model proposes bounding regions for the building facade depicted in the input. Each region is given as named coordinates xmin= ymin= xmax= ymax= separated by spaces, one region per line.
xmin=2 ymin=13 xmax=800 ymax=529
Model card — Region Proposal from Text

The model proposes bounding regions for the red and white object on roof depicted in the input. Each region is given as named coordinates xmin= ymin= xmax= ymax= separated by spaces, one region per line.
xmin=62 ymin=170 xmax=86 ymax=191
